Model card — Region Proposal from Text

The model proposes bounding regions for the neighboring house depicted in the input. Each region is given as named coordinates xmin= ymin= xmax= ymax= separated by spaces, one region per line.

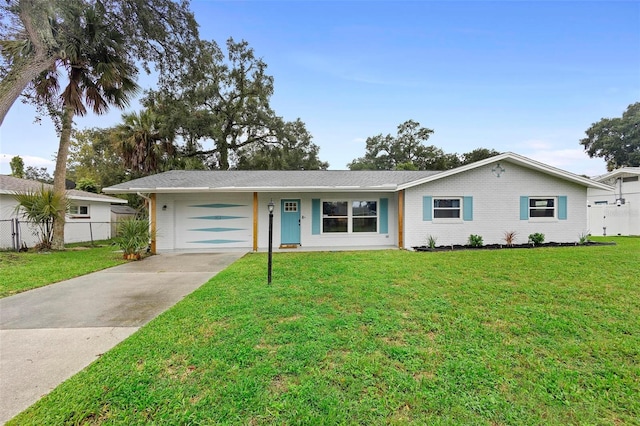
xmin=0 ymin=175 xmax=127 ymax=249
xmin=587 ymin=167 xmax=640 ymax=236
xmin=103 ymin=152 xmax=613 ymax=253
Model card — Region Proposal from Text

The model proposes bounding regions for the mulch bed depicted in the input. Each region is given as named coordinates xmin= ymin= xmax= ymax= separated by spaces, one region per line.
xmin=412 ymin=241 xmax=616 ymax=252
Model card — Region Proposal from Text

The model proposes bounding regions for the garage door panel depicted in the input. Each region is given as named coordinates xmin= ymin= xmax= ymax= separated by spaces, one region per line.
xmin=175 ymin=197 xmax=252 ymax=249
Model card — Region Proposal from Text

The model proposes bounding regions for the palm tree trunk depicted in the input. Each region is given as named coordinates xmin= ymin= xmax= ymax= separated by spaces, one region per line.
xmin=51 ymin=104 xmax=74 ymax=250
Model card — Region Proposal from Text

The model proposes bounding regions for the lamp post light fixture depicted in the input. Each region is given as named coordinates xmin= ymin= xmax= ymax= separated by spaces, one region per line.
xmin=267 ymin=199 xmax=274 ymax=285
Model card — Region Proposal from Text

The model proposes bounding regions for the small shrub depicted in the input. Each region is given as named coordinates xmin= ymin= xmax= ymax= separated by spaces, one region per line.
xmin=578 ymin=232 xmax=591 ymax=245
xmin=426 ymin=235 xmax=437 ymax=249
xmin=468 ymin=234 xmax=483 ymax=247
xmin=114 ymin=218 xmax=152 ymax=259
xmin=528 ymin=232 xmax=545 ymax=246
xmin=503 ymin=231 xmax=517 ymax=246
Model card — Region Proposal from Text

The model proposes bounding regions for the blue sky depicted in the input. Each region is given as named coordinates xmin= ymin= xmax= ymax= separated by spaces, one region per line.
xmin=1 ymin=0 xmax=639 ymax=176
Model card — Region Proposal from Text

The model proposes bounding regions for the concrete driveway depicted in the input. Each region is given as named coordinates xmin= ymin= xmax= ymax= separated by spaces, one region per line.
xmin=0 ymin=251 xmax=246 ymax=424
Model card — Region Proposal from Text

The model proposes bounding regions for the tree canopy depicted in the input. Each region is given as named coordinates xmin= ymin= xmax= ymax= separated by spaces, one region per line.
xmin=236 ymin=119 xmax=329 ymax=170
xmin=9 ymin=155 xmax=24 ymax=178
xmin=145 ymin=38 xmax=327 ymax=170
xmin=0 ymin=0 xmax=199 ymax=125
xmin=348 ymin=120 xmax=499 ymax=171
xmin=580 ymin=103 xmax=640 ymax=171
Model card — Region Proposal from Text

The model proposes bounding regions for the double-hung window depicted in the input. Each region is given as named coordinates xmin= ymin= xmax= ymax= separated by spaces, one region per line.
xmin=529 ymin=198 xmax=555 ymax=218
xmin=322 ymin=201 xmax=348 ymax=233
xmin=520 ymin=196 xmax=567 ymax=221
xmin=322 ymin=200 xmax=378 ymax=233
xmin=433 ymin=198 xmax=461 ymax=219
xmin=423 ymin=196 xmax=472 ymax=221
xmin=352 ymin=201 xmax=377 ymax=232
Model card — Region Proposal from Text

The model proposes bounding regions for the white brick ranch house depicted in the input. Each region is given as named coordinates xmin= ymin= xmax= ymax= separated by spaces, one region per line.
xmin=103 ymin=152 xmax=612 ymax=252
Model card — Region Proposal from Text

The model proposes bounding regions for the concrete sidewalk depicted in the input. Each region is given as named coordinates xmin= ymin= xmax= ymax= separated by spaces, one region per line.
xmin=0 ymin=252 xmax=246 ymax=424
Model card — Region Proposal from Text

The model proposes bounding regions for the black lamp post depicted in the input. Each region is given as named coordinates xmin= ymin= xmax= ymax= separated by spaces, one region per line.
xmin=267 ymin=199 xmax=274 ymax=284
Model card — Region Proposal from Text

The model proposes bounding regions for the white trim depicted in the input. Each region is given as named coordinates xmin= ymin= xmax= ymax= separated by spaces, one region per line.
xmin=593 ymin=167 xmax=640 ymax=182
xmin=0 ymin=189 xmax=126 ymax=204
xmin=105 ymin=186 xmax=399 ymax=194
xmin=397 ymin=152 xmax=614 ymax=191
xmin=69 ymin=195 xmax=127 ymax=203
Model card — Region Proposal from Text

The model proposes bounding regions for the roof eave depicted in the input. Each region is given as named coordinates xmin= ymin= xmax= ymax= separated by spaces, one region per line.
xmin=71 ymin=195 xmax=128 ymax=204
xmin=104 ymin=185 xmax=400 ymax=194
xmin=593 ymin=167 xmax=640 ymax=182
xmin=1 ymin=189 xmax=127 ymax=203
xmin=397 ymin=152 xmax=614 ymax=191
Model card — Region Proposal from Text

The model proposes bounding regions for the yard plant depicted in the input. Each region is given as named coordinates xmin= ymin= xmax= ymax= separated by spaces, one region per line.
xmin=114 ymin=218 xmax=152 ymax=259
xmin=528 ymin=232 xmax=545 ymax=246
xmin=7 ymin=237 xmax=640 ymax=425
xmin=467 ymin=234 xmax=483 ymax=247
xmin=12 ymin=187 xmax=67 ymax=250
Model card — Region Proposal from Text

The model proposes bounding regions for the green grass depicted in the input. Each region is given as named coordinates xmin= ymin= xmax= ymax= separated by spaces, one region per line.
xmin=0 ymin=241 xmax=127 ymax=298
xmin=8 ymin=237 xmax=640 ymax=425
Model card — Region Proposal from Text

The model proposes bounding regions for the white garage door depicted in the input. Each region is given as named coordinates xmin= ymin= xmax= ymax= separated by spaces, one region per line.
xmin=174 ymin=195 xmax=253 ymax=249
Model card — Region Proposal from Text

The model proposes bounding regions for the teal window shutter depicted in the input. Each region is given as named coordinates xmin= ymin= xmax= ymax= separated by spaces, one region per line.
xmin=312 ymin=199 xmax=321 ymax=234
xmin=423 ymin=196 xmax=432 ymax=221
xmin=463 ymin=196 xmax=473 ymax=221
xmin=520 ymin=196 xmax=529 ymax=220
xmin=379 ymin=198 xmax=388 ymax=233
xmin=558 ymin=196 xmax=567 ymax=220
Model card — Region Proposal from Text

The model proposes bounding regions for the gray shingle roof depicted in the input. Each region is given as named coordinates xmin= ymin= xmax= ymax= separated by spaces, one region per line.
xmin=103 ymin=170 xmax=443 ymax=193
xmin=0 ymin=175 xmax=127 ymax=203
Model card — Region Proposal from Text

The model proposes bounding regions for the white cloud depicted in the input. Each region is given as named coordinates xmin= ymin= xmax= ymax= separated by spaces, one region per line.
xmin=0 ymin=153 xmax=56 ymax=175
xmin=521 ymin=139 xmax=553 ymax=150
xmin=518 ymin=146 xmax=608 ymax=177
xmin=352 ymin=137 xmax=366 ymax=144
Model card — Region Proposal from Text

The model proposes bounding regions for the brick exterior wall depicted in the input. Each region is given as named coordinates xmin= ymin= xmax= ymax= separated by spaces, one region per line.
xmin=404 ymin=160 xmax=588 ymax=248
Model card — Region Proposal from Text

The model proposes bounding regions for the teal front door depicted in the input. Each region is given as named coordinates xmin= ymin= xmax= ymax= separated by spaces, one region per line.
xmin=281 ymin=199 xmax=301 ymax=245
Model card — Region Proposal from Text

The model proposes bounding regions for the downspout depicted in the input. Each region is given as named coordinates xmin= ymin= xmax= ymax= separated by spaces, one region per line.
xmin=137 ymin=192 xmax=156 ymax=254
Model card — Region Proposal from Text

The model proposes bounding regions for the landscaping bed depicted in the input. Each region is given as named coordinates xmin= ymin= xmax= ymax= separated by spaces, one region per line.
xmin=413 ymin=240 xmax=616 ymax=251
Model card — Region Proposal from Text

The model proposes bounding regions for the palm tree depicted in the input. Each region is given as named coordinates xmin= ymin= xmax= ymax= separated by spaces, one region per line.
xmin=116 ymin=108 xmax=175 ymax=176
xmin=12 ymin=186 xmax=68 ymax=250
xmin=32 ymin=3 xmax=139 ymax=250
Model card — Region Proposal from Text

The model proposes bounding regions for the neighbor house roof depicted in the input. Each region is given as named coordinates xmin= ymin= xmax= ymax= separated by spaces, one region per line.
xmin=102 ymin=152 xmax=613 ymax=194
xmin=592 ymin=167 xmax=640 ymax=182
xmin=110 ymin=205 xmax=137 ymax=214
xmin=0 ymin=175 xmax=127 ymax=203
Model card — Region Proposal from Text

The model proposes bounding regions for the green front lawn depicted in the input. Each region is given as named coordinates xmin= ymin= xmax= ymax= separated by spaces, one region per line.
xmin=0 ymin=242 xmax=126 ymax=298
xmin=9 ymin=237 xmax=640 ymax=425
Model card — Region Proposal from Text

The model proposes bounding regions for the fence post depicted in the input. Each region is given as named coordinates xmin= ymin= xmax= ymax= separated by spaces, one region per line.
xmin=89 ymin=222 xmax=94 ymax=245
xmin=13 ymin=218 xmax=20 ymax=251
xmin=11 ymin=218 xmax=16 ymax=251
